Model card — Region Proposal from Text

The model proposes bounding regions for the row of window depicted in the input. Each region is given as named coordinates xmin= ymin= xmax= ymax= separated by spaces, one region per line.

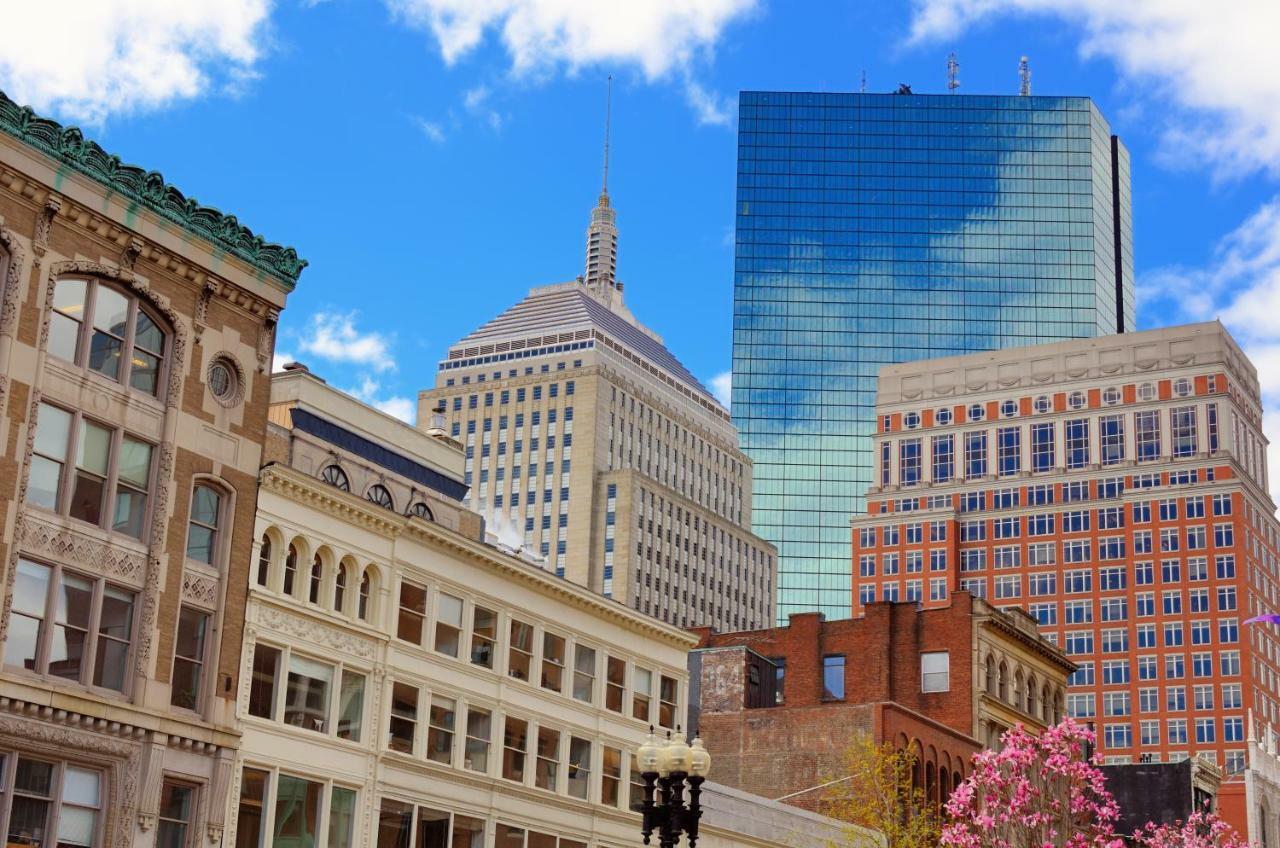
xmin=890 ymin=377 xmax=1209 ymax=432
xmin=885 ymin=405 xmax=1219 ymax=486
xmin=1091 ymin=716 xmax=1244 ymax=747
xmin=317 ymin=464 xmax=435 ymax=520
xmin=1066 ymin=681 xmax=1241 ymax=711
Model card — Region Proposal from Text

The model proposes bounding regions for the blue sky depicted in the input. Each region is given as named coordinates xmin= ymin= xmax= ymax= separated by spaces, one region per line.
xmin=4 ymin=0 xmax=1279 ymax=437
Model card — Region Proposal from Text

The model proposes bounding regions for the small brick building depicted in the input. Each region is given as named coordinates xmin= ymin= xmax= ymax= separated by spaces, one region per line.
xmin=690 ymin=592 xmax=1074 ymax=810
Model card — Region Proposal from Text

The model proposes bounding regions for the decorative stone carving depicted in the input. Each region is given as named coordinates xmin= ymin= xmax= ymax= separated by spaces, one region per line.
xmin=32 ymin=193 xmax=62 ymax=263
xmin=182 ymin=570 xmax=220 ymax=609
xmin=257 ymin=309 xmax=279 ymax=373
xmin=0 ymin=92 xmax=306 ymax=285
xmin=193 ymin=280 xmax=215 ymax=344
xmin=257 ymin=605 xmax=377 ymax=659
xmin=16 ymin=514 xmax=147 ymax=584
xmin=0 ymin=224 xmax=25 ymax=339
xmin=120 ymin=236 xmax=143 ymax=273
xmin=0 ymin=712 xmax=141 ymax=848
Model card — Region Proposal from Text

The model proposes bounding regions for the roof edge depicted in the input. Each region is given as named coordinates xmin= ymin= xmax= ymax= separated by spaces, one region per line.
xmin=0 ymin=90 xmax=306 ymax=289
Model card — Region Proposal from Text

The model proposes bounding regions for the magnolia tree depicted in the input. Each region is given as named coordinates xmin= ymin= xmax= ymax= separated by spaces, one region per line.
xmin=943 ymin=720 xmax=1248 ymax=848
xmin=942 ymin=720 xmax=1122 ymax=848
xmin=1135 ymin=811 xmax=1251 ymax=848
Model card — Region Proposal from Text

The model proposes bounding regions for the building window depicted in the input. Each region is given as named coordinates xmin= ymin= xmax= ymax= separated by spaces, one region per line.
xmin=605 ymin=656 xmax=626 ymax=713
xmin=237 ymin=769 xmax=356 ymax=848
xmin=427 ymin=696 xmax=456 ymax=765
xmin=823 ymin=655 xmax=846 ymax=700
xmin=602 ymin=746 xmax=623 ymax=807
xmin=0 ymin=757 xmax=102 ymax=848
xmin=365 ymin=484 xmax=395 ymax=511
xmin=633 ymin=668 xmax=652 ymax=721
xmin=921 ymin=652 xmax=949 ymax=692
xmin=503 ymin=717 xmax=528 ymax=782
xmin=1136 ymin=411 xmax=1161 ymax=461
xmin=388 ymin=681 xmax=419 ymax=754
xmin=247 ymin=643 xmax=365 ymax=741
xmin=659 ymin=676 xmax=679 ymax=728
xmin=397 ymin=580 xmax=427 ymax=644
xmin=27 ymin=402 xmax=154 ymax=539
xmin=170 ymin=606 xmax=209 ymax=710
xmin=541 ymin=633 xmax=566 ymax=693
xmin=535 ymin=726 xmax=560 ymax=791
xmin=4 ymin=558 xmax=135 ymax=692
xmin=358 ymin=568 xmax=373 ymax=621
xmin=508 ymin=619 xmax=534 ymax=681
xmin=47 ymin=277 xmax=167 ymax=396
xmin=464 ymin=706 xmax=491 ymax=773
xmin=964 ymin=431 xmax=987 ymax=477
xmin=471 ymin=606 xmax=496 ymax=668
xmin=320 ymin=465 xmax=350 ymax=492
xmin=409 ymin=501 xmax=433 ymax=520
xmin=573 ymin=644 xmax=596 ymax=703
xmin=568 ymin=737 xmax=592 ymax=800
xmin=1171 ymin=407 xmax=1198 ymax=458
xmin=308 ymin=555 xmax=323 ymax=605
xmin=256 ymin=535 xmax=272 ymax=587
xmin=997 ymin=427 xmax=1021 ymax=476
xmin=1031 ymin=423 xmax=1055 ymax=472
xmin=434 ymin=593 xmax=463 ymax=657
xmin=157 ymin=781 xmax=195 ymax=848
xmin=932 ymin=435 xmax=954 ymax=482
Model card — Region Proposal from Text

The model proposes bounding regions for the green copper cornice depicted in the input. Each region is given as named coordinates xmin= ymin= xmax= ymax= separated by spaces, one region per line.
xmin=0 ymin=90 xmax=306 ymax=289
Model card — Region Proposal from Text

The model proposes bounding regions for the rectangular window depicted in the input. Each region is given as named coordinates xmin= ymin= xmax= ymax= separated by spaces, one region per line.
xmin=1136 ymin=411 xmax=1161 ymax=461
xmin=1171 ymin=406 xmax=1198 ymax=458
xmin=602 ymin=746 xmax=623 ymax=808
xmin=568 ymin=737 xmax=592 ymax=800
xmin=633 ymin=668 xmax=652 ymax=722
xmin=823 ymin=655 xmax=845 ymax=700
xmin=659 ymin=676 xmax=679 ymax=729
xmin=541 ymin=633 xmax=565 ymax=693
xmin=503 ymin=717 xmax=528 ymax=782
xmin=605 ymin=656 xmax=626 ymax=713
xmin=170 ymin=606 xmax=208 ymax=710
xmin=932 ymin=435 xmax=954 ymax=483
xmin=997 ymin=427 xmax=1021 ymax=476
xmin=1066 ymin=418 xmax=1089 ymax=469
xmin=0 ymin=759 xmax=103 ymax=848
xmin=158 ymin=781 xmax=195 ymax=848
xmin=464 ymin=707 xmax=491 ymax=773
xmin=434 ymin=593 xmax=463 ymax=658
xmin=535 ymin=726 xmax=560 ymax=791
xmin=470 ymin=606 xmax=496 ymax=668
xmin=965 ymin=431 xmax=987 ymax=477
xmin=397 ymin=581 xmax=427 ymax=644
xmin=284 ymin=653 xmax=333 ymax=733
xmin=427 ymin=696 xmax=456 ymax=765
xmin=921 ymin=652 xmax=949 ymax=692
xmin=900 ymin=439 xmax=922 ymax=486
xmin=508 ymin=619 xmax=534 ymax=681
xmin=1031 ymin=423 xmax=1055 ymax=472
xmin=573 ymin=644 xmax=596 ymax=703
xmin=3 ymin=559 xmax=136 ymax=693
xmin=388 ymin=681 xmax=418 ymax=754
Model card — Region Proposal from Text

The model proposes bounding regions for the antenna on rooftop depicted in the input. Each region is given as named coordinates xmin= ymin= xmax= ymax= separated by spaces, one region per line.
xmin=1019 ymin=56 xmax=1031 ymax=96
xmin=601 ymin=74 xmax=612 ymax=195
xmin=947 ymin=53 xmax=960 ymax=92
xmin=860 ymin=69 xmax=867 ymax=93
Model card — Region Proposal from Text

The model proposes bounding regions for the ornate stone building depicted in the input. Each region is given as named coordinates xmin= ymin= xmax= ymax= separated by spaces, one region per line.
xmin=234 ymin=366 xmax=859 ymax=848
xmin=0 ymin=91 xmax=304 ymax=846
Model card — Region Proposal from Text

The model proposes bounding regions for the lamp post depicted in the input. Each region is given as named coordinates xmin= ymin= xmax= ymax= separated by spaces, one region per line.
xmin=636 ymin=727 xmax=711 ymax=847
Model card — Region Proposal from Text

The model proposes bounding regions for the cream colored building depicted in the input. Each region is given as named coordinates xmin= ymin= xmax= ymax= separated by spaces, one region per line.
xmin=422 ymin=190 xmax=776 ymax=632
xmin=232 ymin=367 xmax=853 ymax=848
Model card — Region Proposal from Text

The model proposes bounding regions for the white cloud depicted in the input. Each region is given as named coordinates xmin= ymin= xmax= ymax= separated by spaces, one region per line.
xmin=908 ymin=0 xmax=1280 ymax=180
xmin=271 ymin=350 xmax=294 ymax=373
xmin=0 ymin=0 xmax=273 ymax=124
xmin=384 ymin=0 xmax=753 ymax=126
xmin=1140 ymin=197 xmax=1280 ymax=501
xmin=414 ymin=116 xmax=447 ymax=143
xmin=709 ymin=370 xmax=732 ymax=408
xmin=298 ymin=312 xmax=397 ymax=372
xmin=347 ymin=377 xmax=416 ymax=424
xmin=463 ymin=85 xmax=504 ymax=131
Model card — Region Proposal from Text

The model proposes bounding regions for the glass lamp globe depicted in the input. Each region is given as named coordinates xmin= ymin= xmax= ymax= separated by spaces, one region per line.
xmin=636 ymin=729 xmax=662 ymax=775
xmin=666 ymin=730 xmax=692 ymax=774
xmin=689 ymin=736 xmax=711 ymax=778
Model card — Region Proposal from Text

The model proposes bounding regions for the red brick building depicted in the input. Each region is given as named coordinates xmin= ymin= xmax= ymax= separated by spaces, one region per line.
xmin=689 ymin=592 xmax=1072 ymax=810
xmin=852 ymin=323 xmax=1280 ymax=839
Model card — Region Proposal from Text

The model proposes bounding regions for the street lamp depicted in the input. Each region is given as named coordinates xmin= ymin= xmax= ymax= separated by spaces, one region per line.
xmin=636 ymin=726 xmax=712 ymax=847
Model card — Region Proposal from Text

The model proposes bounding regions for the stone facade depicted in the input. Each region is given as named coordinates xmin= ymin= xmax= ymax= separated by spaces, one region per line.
xmin=690 ymin=593 xmax=1073 ymax=810
xmin=0 ymin=93 xmax=300 ymax=846
xmin=233 ymin=368 xmax=859 ymax=848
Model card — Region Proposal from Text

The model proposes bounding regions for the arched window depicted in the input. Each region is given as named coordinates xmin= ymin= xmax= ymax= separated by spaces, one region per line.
xmin=984 ymin=654 xmax=997 ymax=695
xmin=257 ymin=534 xmax=272 ymax=586
xmin=998 ymin=662 xmax=1009 ymax=702
xmin=334 ymin=563 xmax=348 ymax=613
xmin=1041 ymin=683 xmax=1052 ymax=722
xmin=408 ymin=502 xmax=433 ymax=521
xmin=365 ymin=484 xmax=394 ymax=511
xmin=284 ymin=544 xmax=299 ymax=596
xmin=320 ymin=465 xmax=350 ymax=492
xmin=358 ymin=568 xmax=372 ymax=621
xmin=186 ymin=484 xmax=224 ymax=566
xmin=1025 ymin=675 xmax=1037 ymax=716
xmin=309 ymin=555 xmax=323 ymax=604
xmin=48 ymin=277 xmax=167 ymax=397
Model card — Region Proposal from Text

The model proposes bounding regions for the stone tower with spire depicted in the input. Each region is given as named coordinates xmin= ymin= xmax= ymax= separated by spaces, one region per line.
xmin=584 ymin=76 xmax=621 ymax=297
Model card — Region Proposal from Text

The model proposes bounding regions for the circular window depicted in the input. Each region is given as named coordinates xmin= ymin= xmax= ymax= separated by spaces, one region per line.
xmin=1173 ymin=378 xmax=1192 ymax=397
xmin=207 ymin=355 xmax=244 ymax=406
xmin=935 ymin=407 xmax=953 ymax=425
xmin=1103 ymin=387 xmax=1121 ymax=406
xmin=968 ymin=403 xmax=985 ymax=422
xmin=904 ymin=412 xmax=921 ymax=429
xmin=1138 ymin=382 xmax=1156 ymax=401
xmin=1001 ymin=399 xmax=1019 ymax=418
xmin=1068 ymin=391 xmax=1086 ymax=410
xmin=1034 ymin=395 xmax=1051 ymax=414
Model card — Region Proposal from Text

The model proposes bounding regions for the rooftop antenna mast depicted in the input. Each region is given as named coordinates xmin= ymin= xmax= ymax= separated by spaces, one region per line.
xmin=1019 ymin=56 xmax=1031 ymax=96
xmin=860 ymin=69 xmax=867 ymax=93
xmin=947 ymin=53 xmax=960 ymax=92
xmin=602 ymin=74 xmax=612 ymax=195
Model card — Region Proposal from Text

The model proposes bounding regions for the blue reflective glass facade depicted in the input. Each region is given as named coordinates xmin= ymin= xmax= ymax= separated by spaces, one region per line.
xmin=732 ymin=91 xmax=1135 ymax=621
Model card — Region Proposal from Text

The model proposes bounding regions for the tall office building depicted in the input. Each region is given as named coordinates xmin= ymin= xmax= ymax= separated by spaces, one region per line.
xmin=732 ymin=91 xmax=1135 ymax=619
xmin=852 ymin=322 xmax=1274 ymax=839
xmin=424 ymin=187 xmax=777 ymax=632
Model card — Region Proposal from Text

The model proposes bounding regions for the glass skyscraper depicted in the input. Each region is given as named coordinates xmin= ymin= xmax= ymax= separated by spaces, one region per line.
xmin=731 ymin=91 xmax=1134 ymax=620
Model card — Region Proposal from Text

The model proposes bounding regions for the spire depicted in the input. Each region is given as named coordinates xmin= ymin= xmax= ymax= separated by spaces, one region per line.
xmin=585 ymin=75 xmax=620 ymax=297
